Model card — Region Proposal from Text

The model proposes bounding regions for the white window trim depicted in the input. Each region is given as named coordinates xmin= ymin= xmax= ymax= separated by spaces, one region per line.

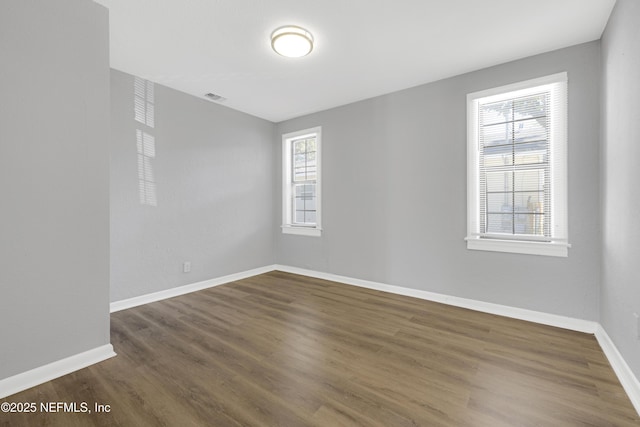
xmin=282 ymin=126 xmax=322 ymax=237
xmin=466 ymin=73 xmax=570 ymax=257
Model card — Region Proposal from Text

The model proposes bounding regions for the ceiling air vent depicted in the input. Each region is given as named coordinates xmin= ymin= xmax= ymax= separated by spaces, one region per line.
xmin=204 ymin=93 xmax=226 ymax=102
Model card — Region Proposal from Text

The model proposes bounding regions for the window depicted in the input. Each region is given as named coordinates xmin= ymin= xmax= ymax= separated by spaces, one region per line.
xmin=282 ymin=127 xmax=322 ymax=236
xmin=466 ymin=73 xmax=569 ymax=257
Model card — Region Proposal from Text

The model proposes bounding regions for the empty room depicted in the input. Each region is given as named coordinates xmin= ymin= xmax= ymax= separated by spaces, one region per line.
xmin=1 ymin=0 xmax=639 ymax=425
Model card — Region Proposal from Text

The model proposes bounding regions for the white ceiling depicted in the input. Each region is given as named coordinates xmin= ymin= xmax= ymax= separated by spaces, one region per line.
xmin=95 ymin=0 xmax=616 ymax=123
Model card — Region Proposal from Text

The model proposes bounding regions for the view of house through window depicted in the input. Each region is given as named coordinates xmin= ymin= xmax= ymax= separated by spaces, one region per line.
xmin=480 ymin=92 xmax=550 ymax=237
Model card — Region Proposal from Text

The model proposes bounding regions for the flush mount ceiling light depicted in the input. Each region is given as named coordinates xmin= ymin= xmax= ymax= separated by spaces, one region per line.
xmin=271 ymin=26 xmax=314 ymax=58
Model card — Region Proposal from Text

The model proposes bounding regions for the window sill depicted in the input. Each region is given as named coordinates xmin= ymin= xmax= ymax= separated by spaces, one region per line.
xmin=282 ymin=225 xmax=322 ymax=237
xmin=465 ymin=236 xmax=569 ymax=257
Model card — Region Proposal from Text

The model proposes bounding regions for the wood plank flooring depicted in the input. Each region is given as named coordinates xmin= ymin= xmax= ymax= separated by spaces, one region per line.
xmin=1 ymin=271 xmax=638 ymax=426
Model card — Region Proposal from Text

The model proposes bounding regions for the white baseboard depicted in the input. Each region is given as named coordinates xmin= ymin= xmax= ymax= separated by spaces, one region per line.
xmin=110 ymin=265 xmax=275 ymax=313
xmin=0 ymin=344 xmax=116 ymax=399
xmin=273 ymin=264 xmax=598 ymax=334
xmin=595 ymin=325 xmax=640 ymax=415
xmin=111 ymin=263 xmax=597 ymax=332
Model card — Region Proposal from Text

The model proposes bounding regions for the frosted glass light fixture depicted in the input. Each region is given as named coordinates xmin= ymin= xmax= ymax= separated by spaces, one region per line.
xmin=271 ymin=26 xmax=314 ymax=58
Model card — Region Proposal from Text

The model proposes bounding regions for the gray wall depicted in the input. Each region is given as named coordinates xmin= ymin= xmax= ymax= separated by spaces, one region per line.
xmin=0 ymin=0 xmax=110 ymax=379
xmin=276 ymin=42 xmax=602 ymax=321
xmin=601 ymin=0 xmax=640 ymax=377
xmin=110 ymin=69 xmax=276 ymax=302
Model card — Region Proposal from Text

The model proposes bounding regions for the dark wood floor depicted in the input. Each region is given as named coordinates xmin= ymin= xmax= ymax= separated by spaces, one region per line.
xmin=2 ymin=271 xmax=638 ymax=426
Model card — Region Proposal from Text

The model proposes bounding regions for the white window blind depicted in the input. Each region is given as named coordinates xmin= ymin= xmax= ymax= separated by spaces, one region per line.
xmin=467 ymin=73 xmax=568 ymax=256
xmin=292 ymin=136 xmax=318 ymax=225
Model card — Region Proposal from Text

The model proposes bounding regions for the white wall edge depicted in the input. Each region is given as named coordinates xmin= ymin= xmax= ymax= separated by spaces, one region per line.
xmin=0 ymin=344 xmax=116 ymax=399
xmin=110 ymin=265 xmax=275 ymax=313
xmin=595 ymin=325 xmax=640 ymax=415
xmin=273 ymin=264 xmax=597 ymax=334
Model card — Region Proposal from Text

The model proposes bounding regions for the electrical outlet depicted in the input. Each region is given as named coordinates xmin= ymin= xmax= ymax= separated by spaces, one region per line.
xmin=635 ymin=313 xmax=640 ymax=340
xmin=183 ymin=261 xmax=191 ymax=273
